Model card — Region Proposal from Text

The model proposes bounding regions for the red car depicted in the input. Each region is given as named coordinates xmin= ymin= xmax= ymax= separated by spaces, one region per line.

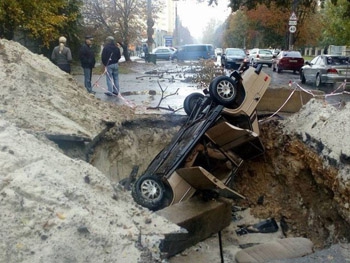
xmin=272 ymin=51 xmax=304 ymax=73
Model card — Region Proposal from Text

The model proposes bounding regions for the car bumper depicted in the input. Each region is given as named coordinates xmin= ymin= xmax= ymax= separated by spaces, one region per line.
xmin=322 ymin=75 xmax=350 ymax=85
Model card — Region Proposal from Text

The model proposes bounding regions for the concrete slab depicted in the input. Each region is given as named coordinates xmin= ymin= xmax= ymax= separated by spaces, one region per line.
xmin=156 ymin=196 xmax=232 ymax=258
xmin=258 ymin=88 xmax=324 ymax=113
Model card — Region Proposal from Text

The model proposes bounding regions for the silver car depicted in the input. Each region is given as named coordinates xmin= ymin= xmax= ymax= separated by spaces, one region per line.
xmin=300 ymin=55 xmax=350 ymax=87
xmin=249 ymin=48 xmax=273 ymax=67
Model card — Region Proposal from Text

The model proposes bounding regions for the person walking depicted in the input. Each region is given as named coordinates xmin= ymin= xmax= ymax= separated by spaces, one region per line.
xmin=101 ymin=36 xmax=121 ymax=96
xmin=51 ymin=36 xmax=72 ymax=73
xmin=79 ymin=36 xmax=96 ymax=94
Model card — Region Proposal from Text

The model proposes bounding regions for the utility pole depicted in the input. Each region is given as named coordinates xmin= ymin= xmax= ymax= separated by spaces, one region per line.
xmin=288 ymin=0 xmax=298 ymax=50
xmin=147 ymin=0 xmax=154 ymax=51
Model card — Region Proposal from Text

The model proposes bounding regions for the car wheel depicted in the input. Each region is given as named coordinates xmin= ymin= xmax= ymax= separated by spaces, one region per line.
xmin=250 ymin=59 xmax=255 ymax=67
xmin=209 ymin=76 xmax=238 ymax=108
xmin=300 ymin=71 xmax=306 ymax=84
xmin=277 ymin=65 xmax=282 ymax=73
xmin=132 ymin=174 xmax=171 ymax=211
xmin=183 ymin=93 xmax=205 ymax=116
xmin=315 ymin=74 xmax=322 ymax=87
xmin=268 ymin=64 xmax=272 ymax=68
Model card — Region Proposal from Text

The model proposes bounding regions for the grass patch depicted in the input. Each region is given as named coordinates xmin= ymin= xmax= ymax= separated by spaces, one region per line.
xmin=303 ymin=56 xmax=314 ymax=61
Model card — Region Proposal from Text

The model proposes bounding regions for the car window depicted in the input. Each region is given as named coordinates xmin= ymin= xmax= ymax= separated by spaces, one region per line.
xmin=226 ymin=49 xmax=245 ymax=56
xmin=326 ymin=56 xmax=350 ymax=65
xmin=283 ymin=51 xmax=302 ymax=58
xmin=259 ymin=50 xmax=272 ymax=55
xmin=310 ymin=56 xmax=319 ymax=65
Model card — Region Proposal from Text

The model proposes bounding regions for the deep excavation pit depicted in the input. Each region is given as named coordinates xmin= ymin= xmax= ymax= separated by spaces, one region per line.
xmin=54 ymin=113 xmax=350 ymax=252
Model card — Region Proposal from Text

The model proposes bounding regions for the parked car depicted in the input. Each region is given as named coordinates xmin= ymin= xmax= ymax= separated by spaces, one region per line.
xmin=215 ymin=48 xmax=223 ymax=57
xmin=249 ymin=48 xmax=273 ymax=67
xmin=272 ymin=51 xmax=304 ymax=73
xmin=300 ymin=55 xmax=350 ymax=87
xmin=221 ymin=48 xmax=249 ymax=70
xmin=151 ymin=46 xmax=175 ymax=60
xmin=131 ymin=65 xmax=271 ymax=211
xmin=171 ymin=44 xmax=215 ymax=61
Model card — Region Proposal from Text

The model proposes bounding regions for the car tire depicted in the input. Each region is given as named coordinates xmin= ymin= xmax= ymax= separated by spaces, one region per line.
xmin=132 ymin=174 xmax=171 ymax=211
xmin=300 ymin=71 xmax=306 ymax=84
xmin=209 ymin=76 xmax=238 ymax=108
xmin=277 ymin=65 xmax=282 ymax=73
xmin=268 ymin=64 xmax=272 ymax=68
xmin=183 ymin=93 xmax=205 ymax=116
xmin=315 ymin=74 xmax=322 ymax=87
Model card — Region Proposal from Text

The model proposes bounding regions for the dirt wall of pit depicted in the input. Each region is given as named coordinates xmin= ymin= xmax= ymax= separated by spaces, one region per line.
xmin=88 ymin=115 xmax=187 ymax=183
xmin=234 ymin=120 xmax=350 ymax=248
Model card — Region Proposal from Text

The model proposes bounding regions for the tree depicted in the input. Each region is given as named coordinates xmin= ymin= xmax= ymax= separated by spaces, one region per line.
xmin=202 ymin=18 xmax=221 ymax=44
xmin=82 ymin=0 xmax=162 ymax=62
xmin=320 ymin=0 xmax=350 ymax=45
xmin=0 ymin=0 xmax=82 ymax=47
xmin=223 ymin=10 xmax=249 ymax=48
xmin=227 ymin=0 xmax=350 ymax=18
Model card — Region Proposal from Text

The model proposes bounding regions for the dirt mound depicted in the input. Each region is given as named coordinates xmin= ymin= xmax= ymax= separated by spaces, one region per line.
xmin=0 ymin=39 xmax=133 ymax=138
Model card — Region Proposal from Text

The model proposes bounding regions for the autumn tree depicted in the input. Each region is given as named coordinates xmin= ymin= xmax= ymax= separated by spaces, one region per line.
xmin=223 ymin=10 xmax=249 ymax=48
xmin=82 ymin=0 xmax=162 ymax=62
xmin=0 ymin=0 xmax=82 ymax=48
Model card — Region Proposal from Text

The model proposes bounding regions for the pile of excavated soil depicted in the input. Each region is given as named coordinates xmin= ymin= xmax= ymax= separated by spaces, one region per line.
xmin=0 ymin=39 xmax=134 ymax=138
xmin=0 ymin=39 xmax=182 ymax=263
xmin=0 ymin=38 xmax=349 ymax=263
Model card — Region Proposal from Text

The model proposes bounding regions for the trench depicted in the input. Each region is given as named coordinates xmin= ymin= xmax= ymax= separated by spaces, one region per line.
xmin=53 ymin=114 xmax=350 ymax=250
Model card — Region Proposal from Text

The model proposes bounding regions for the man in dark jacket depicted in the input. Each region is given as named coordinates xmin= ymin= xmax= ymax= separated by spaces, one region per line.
xmin=79 ymin=36 xmax=96 ymax=93
xmin=101 ymin=36 xmax=121 ymax=96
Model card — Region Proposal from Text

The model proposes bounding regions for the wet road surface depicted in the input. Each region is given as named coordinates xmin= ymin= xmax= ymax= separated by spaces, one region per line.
xmin=74 ymin=58 xmax=350 ymax=112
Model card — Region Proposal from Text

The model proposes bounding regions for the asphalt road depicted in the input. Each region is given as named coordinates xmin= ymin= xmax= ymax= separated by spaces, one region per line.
xmin=73 ymin=58 xmax=349 ymax=110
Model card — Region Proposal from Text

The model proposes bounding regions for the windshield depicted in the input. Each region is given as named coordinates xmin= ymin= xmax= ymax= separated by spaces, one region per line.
xmin=226 ymin=49 xmax=245 ymax=56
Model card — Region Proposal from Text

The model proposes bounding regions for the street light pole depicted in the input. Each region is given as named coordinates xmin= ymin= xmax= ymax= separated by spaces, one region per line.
xmin=173 ymin=0 xmax=179 ymax=46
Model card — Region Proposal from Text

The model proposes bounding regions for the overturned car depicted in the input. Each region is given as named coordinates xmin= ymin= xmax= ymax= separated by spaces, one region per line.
xmin=132 ymin=65 xmax=271 ymax=211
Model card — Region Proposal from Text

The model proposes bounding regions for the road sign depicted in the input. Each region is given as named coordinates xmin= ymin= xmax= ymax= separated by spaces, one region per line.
xmin=289 ymin=20 xmax=297 ymax=26
xmin=289 ymin=26 xmax=296 ymax=33
xmin=289 ymin=12 xmax=297 ymax=21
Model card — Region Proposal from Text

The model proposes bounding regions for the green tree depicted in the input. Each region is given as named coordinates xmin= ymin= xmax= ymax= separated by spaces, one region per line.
xmin=320 ymin=0 xmax=350 ymax=45
xmin=0 ymin=0 xmax=82 ymax=47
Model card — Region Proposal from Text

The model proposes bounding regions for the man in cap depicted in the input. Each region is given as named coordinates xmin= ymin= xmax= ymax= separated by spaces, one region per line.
xmin=101 ymin=36 xmax=121 ymax=96
xmin=79 ymin=36 xmax=96 ymax=94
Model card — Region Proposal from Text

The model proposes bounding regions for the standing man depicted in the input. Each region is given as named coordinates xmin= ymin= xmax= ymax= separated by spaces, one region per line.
xmin=101 ymin=36 xmax=121 ymax=96
xmin=79 ymin=36 xmax=96 ymax=94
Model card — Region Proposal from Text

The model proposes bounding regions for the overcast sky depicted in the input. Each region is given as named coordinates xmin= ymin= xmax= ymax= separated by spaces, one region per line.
xmin=177 ymin=1 xmax=231 ymax=39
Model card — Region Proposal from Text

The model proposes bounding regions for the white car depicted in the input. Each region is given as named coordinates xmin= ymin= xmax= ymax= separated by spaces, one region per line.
xmin=249 ymin=48 xmax=273 ymax=67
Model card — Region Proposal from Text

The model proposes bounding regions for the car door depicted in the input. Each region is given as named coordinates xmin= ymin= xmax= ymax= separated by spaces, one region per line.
xmin=303 ymin=56 xmax=320 ymax=81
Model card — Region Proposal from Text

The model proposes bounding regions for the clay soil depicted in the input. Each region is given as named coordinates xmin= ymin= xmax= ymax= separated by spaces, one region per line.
xmin=1 ymin=38 xmax=349 ymax=262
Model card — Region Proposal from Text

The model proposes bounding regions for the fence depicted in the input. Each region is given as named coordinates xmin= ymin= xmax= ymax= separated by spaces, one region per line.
xmin=303 ymin=45 xmax=350 ymax=56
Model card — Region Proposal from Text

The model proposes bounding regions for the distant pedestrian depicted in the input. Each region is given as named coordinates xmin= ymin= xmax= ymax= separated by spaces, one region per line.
xmin=101 ymin=36 xmax=121 ymax=96
xmin=79 ymin=36 xmax=96 ymax=94
xmin=51 ymin=36 xmax=72 ymax=73
xmin=117 ymin=42 xmax=124 ymax=57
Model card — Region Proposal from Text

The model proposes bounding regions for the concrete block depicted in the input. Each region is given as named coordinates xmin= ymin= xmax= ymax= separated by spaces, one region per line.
xmin=156 ymin=196 xmax=232 ymax=258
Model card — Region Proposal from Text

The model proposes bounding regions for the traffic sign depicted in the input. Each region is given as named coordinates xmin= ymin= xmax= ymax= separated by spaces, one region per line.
xmin=289 ymin=12 xmax=297 ymax=21
xmin=289 ymin=20 xmax=297 ymax=26
xmin=289 ymin=26 xmax=296 ymax=33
